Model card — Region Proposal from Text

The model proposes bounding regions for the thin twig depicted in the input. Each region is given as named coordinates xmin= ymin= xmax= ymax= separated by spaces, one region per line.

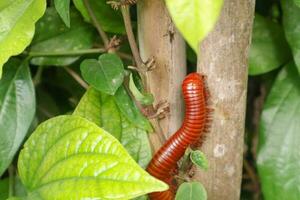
xmin=83 ymin=0 xmax=110 ymax=48
xmin=121 ymin=5 xmax=144 ymax=70
xmin=27 ymin=48 xmax=106 ymax=57
xmin=8 ymin=165 xmax=14 ymax=197
xmin=33 ymin=66 xmax=43 ymax=86
xmin=64 ymin=67 xmax=89 ymax=89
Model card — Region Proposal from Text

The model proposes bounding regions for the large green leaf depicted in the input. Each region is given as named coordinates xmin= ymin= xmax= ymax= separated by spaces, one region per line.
xmin=0 ymin=59 xmax=36 ymax=176
xmin=30 ymin=8 xmax=96 ymax=66
xmin=165 ymin=0 xmax=223 ymax=52
xmin=54 ymin=0 xmax=71 ymax=27
xmin=282 ymin=0 xmax=300 ymax=73
xmin=257 ymin=63 xmax=300 ymax=200
xmin=80 ymin=54 xmax=125 ymax=95
xmin=175 ymin=182 xmax=207 ymax=200
xmin=0 ymin=0 xmax=46 ymax=78
xmin=74 ymin=88 xmax=152 ymax=168
xmin=72 ymin=0 xmax=125 ymax=34
xmin=249 ymin=14 xmax=291 ymax=75
xmin=18 ymin=115 xmax=167 ymax=199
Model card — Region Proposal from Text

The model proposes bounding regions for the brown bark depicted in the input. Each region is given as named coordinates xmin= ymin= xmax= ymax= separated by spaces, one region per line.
xmin=194 ymin=0 xmax=255 ymax=199
xmin=137 ymin=0 xmax=186 ymax=151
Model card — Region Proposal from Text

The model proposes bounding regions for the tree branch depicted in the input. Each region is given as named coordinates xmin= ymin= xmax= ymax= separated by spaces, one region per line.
xmin=83 ymin=0 xmax=110 ymax=48
xmin=121 ymin=5 xmax=144 ymax=70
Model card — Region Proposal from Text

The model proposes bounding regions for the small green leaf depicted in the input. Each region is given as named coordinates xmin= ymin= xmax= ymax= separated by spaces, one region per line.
xmin=30 ymin=8 xmax=96 ymax=66
xmin=114 ymin=86 xmax=153 ymax=132
xmin=72 ymin=0 xmax=125 ymax=33
xmin=190 ymin=150 xmax=209 ymax=170
xmin=165 ymin=0 xmax=223 ymax=52
xmin=175 ymin=182 xmax=207 ymax=200
xmin=249 ymin=14 xmax=291 ymax=75
xmin=80 ymin=54 xmax=125 ymax=95
xmin=257 ymin=62 xmax=300 ymax=200
xmin=282 ymin=0 xmax=300 ymax=73
xmin=74 ymin=88 xmax=152 ymax=168
xmin=0 ymin=0 xmax=46 ymax=78
xmin=129 ymin=74 xmax=154 ymax=105
xmin=18 ymin=115 xmax=168 ymax=199
xmin=54 ymin=0 xmax=71 ymax=27
xmin=0 ymin=59 xmax=36 ymax=176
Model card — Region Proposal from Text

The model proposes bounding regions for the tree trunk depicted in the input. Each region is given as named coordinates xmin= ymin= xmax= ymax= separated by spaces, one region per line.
xmin=137 ymin=0 xmax=186 ymax=151
xmin=194 ymin=0 xmax=255 ymax=199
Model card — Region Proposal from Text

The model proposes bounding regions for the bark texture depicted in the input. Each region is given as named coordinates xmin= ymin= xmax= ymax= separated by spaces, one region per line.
xmin=137 ymin=0 xmax=186 ymax=151
xmin=195 ymin=0 xmax=255 ymax=199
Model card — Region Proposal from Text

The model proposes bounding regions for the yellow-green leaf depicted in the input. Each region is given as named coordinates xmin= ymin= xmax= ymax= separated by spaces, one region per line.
xmin=165 ymin=0 xmax=223 ymax=52
xmin=18 ymin=115 xmax=168 ymax=199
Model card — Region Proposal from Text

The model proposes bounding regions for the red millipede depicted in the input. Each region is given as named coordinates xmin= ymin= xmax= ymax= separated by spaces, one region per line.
xmin=146 ymin=73 xmax=211 ymax=200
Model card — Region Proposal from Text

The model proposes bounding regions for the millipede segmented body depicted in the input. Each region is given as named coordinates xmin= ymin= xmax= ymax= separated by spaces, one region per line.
xmin=147 ymin=73 xmax=211 ymax=200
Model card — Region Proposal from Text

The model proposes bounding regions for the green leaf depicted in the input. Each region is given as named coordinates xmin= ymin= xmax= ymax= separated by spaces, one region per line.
xmin=74 ymin=88 xmax=152 ymax=168
xmin=0 ymin=176 xmax=27 ymax=200
xmin=72 ymin=0 xmax=125 ymax=33
xmin=30 ymin=8 xmax=96 ymax=66
xmin=190 ymin=150 xmax=209 ymax=171
xmin=80 ymin=53 xmax=125 ymax=95
xmin=249 ymin=14 xmax=291 ymax=75
xmin=120 ymin=115 xmax=152 ymax=169
xmin=293 ymin=0 xmax=300 ymax=7
xmin=74 ymin=88 xmax=123 ymax=140
xmin=0 ymin=178 xmax=9 ymax=199
xmin=0 ymin=0 xmax=46 ymax=78
xmin=114 ymin=86 xmax=153 ymax=132
xmin=175 ymin=182 xmax=207 ymax=200
xmin=282 ymin=0 xmax=300 ymax=73
xmin=165 ymin=0 xmax=223 ymax=52
xmin=129 ymin=74 xmax=154 ymax=106
xmin=54 ymin=0 xmax=70 ymax=27
xmin=257 ymin=62 xmax=300 ymax=200
xmin=0 ymin=59 xmax=36 ymax=176
xmin=18 ymin=115 xmax=168 ymax=199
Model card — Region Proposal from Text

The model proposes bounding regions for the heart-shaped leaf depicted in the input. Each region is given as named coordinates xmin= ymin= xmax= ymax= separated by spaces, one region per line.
xmin=54 ymin=0 xmax=71 ymax=27
xmin=175 ymin=182 xmax=207 ymax=200
xmin=249 ymin=14 xmax=291 ymax=75
xmin=165 ymin=0 xmax=223 ymax=52
xmin=282 ymin=0 xmax=300 ymax=73
xmin=80 ymin=54 xmax=125 ymax=95
xmin=74 ymin=87 xmax=152 ymax=168
xmin=18 ymin=115 xmax=168 ymax=199
xmin=0 ymin=0 xmax=46 ymax=78
xmin=30 ymin=8 xmax=96 ymax=66
xmin=257 ymin=63 xmax=300 ymax=200
xmin=0 ymin=59 xmax=36 ymax=176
